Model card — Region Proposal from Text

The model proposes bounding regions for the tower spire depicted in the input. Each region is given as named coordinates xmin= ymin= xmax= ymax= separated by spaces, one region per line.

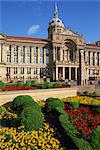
xmin=54 ymin=4 xmax=58 ymax=18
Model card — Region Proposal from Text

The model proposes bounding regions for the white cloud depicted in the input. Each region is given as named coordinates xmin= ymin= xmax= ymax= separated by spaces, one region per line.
xmin=27 ymin=25 xmax=40 ymax=35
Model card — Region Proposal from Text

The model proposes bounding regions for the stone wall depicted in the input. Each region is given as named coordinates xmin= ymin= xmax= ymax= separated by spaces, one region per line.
xmin=0 ymin=88 xmax=77 ymax=105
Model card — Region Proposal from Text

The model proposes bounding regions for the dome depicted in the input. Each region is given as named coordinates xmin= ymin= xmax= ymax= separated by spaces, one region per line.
xmin=49 ymin=4 xmax=64 ymax=28
xmin=50 ymin=17 xmax=64 ymax=28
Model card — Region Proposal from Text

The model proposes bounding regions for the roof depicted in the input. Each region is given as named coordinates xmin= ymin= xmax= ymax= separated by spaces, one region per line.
xmin=6 ymin=36 xmax=50 ymax=42
xmin=86 ymin=43 xmax=100 ymax=48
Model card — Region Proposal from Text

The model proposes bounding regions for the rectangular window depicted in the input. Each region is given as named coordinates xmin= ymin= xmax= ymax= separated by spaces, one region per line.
xmin=46 ymin=56 xmax=49 ymax=64
xmin=27 ymin=68 xmax=31 ymax=74
xmin=14 ymin=67 xmax=17 ymax=74
xmin=6 ymin=55 xmax=11 ymax=63
xmin=7 ymin=67 xmax=10 ymax=74
xmin=40 ymin=57 xmax=44 ymax=64
xmin=34 ymin=56 xmax=38 ymax=63
xmin=14 ymin=55 xmax=18 ymax=63
xmin=20 ymin=68 xmax=24 ymax=74
xmin=27 ymin=56 xmax=31 ymax=63
xmin=21 ymin=55 xmax=25 ymax=63
xmin=46 ymin=47 xmax=49 ymax=54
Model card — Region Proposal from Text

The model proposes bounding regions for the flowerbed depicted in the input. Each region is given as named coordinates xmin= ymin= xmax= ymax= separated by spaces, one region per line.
xmin=1 ymin=85 xmax=38 ymax=91
xmin=64 ymin=103 xmax=100 ymax=139
xmin=0 ymin=96 xmax=100 ymax=149
xmin=62 ymin=96 xmax=100 ymax=105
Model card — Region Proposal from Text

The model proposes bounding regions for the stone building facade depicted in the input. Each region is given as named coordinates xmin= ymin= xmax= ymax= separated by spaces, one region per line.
xmin=0 ymin=5 xmax=100 ymax=85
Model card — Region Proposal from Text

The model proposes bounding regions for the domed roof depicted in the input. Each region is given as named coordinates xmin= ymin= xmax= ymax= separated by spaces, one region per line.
xmin=49 ymin=4 xmax=64 ymax=28
xmin=50 ymin=18 xmax=64 ymax=28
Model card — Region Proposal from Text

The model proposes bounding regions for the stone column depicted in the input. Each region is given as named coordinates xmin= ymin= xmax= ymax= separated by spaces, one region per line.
xmin=18 ymin=46 xmax=21 ymax=63
xmin=37 ymin=68 xmax=40 ymax=83
xmin=17 ymin=67 xmax=20 ymax=79
xmin=25 ymin=46 xmax=27 ymax=64
xmin=44 ymin=47 xmax=46 ymax=64
xmin=95 ymin=52 xmax=97 ymax=66
xmin=80 ymin=49 xmax=87 ymax=85
xmin=10 ymin=67 xmax=13 ymax=80
xmin=2 ymin=44 xmax=6 ymax=63
xmin=53 ymin=46 xmax=55 ymax=61
xmin=56 ymin=67 xmax=58 ymax=81
xmin=31 ymin=47 xmax=34 ymax=64
xmin=85 ymin=51 xmax=88 ymax=64
xmin=90 ymin=52 xmax=93 ymax=66
xmin=24 ymin=67 xmax=27 ymax=83
xmin=63 ymin=67 xmax=65 ymax=80
xmin=11 ymin=46 xmax=14 ymax=63
xmin=69 ymin=67 xmax=71 ymax=80
xmin=38 ymin=47 xmax=40 ymax=64
xmin=60 ymin=48 xmax=63 ymax=61
xmin=75 ymin=68 xmax=77 ymax=80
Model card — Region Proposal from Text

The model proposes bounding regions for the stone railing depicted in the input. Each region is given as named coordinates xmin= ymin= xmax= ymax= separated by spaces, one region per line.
xmin=0 ymin=88 xmax=77 ymax=105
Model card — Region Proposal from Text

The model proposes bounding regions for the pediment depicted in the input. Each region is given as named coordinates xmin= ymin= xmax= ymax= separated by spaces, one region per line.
xmin=64 ymin=28 xmax=78 ymax=36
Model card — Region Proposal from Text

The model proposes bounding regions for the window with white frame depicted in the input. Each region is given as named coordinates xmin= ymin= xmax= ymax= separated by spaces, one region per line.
xmin=40 ymin=57 xmax=44 ymax=64
xmin=14 ymin=55 xmax=18 ymax=63
xmin=34 ymin=56 xmax=38 ymax=63
xmin=46 ymin=56 xmax=49 ymax=64
xmin=21 ymin=55 xmax=25 ymax=63
xmin=6 ymin=55 xmax=11 ymax=63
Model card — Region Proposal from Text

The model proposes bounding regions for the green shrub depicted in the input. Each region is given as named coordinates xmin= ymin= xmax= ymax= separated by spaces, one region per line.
xmin=0 ymin=106 xmax=6 ymax=113
xmin=40 ymin=82 xmax=53 ymax=89
xmin=90 ymin=127 xmax=100 ymax=150
xmin=70 ymin=102 xmax=79 ymax=109
xmin=31 ymin=80 xmax=37 ymax=85
xmin=23 ymin=81 xmax=31 ymax=87
xmin=82 ymin=91 xmax=89 ymax=96
xmin=11 ymin=95 xmax=40 ymax=113
xmin=92 ymin=91 xmax=97 ymax=96
xmin=0 ymin=81 xmax=5 ymax=88
xmin=95 ymin=105 xmax=100 ymax=113
xmin=77 ymin=92 xmax=81 ymax=96
xmin=18 ymin=106 xmax=44 ymax=131
xmin=45 ymin=97 xmax=64 ymax=112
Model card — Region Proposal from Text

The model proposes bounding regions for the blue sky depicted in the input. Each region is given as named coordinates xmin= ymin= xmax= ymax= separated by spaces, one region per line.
xmin=0 ymin=0 xmax=100 ymax=43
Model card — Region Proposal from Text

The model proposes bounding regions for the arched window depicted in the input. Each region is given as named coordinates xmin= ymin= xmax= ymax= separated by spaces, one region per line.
xmin=64 ymin=39 xmax=77 ymax=62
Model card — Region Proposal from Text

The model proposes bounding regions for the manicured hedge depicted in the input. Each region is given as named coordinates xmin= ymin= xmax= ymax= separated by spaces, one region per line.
xmin=45 ymin=97 xmax=64 ymax=112
xmin=11 ymin=95 xmax=43 ymax=131
xmin=45 ymin=98 xmax=92 ymax=150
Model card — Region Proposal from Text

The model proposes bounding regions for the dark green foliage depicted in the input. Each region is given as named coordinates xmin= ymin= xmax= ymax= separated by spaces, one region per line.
xmin=40 ymin=82 xmax=53 ymax=89
xmin=0 ymin=81 xmax=5 ymax=88
xmin=90 ymin=127 xmax=100 ymax=150
xmin=0 ymin=106 xmax=6 ymax=113
xmin=95 ymin=105 xmax=100 ymax=113
xmin=70 ymin=102 xmax=79 ymax=109
xmin=11 ymin=95 xmax=41 ymax=113
xmin=18 ymin=106 xmax=43 ymax=131
xmin=45 ymin=97 xmax=64 ymax=112
xmin=31 ymin=80 xmax=37 ymax=85
xmin=77 ymin=92 xmax=81 ymax=96
xmin=45 ymin=98 xmax=92 ymax=150
xmin=23 ymin=81 xmax=31 ymax=87
xmin=92 ymin=91 xmax=97 ymax=96
xmin=82 ymin=91 xmax=89 ymax=96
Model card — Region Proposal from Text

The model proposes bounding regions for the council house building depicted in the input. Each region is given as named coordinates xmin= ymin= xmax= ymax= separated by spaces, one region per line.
xmin=0 ymin=5 xmax=100 ymax=85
